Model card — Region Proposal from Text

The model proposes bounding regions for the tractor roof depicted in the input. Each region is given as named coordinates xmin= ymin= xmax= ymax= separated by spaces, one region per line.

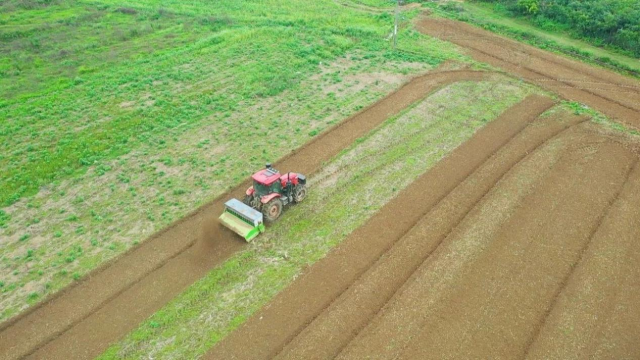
xmin=252 ymin=168 xmax=281 ymax=185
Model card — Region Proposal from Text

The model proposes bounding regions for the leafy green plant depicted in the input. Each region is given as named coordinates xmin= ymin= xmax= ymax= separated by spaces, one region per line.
xmin=517 ymin=0 xmax=538 ymax=14
xmin=0 ymin=210 xmax=10 ymax=228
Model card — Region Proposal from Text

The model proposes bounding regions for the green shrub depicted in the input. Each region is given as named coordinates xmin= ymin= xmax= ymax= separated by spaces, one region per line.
xmin=471 ymin=0 xmax=640 ymax=57
xmin=0 ymin=210 xmax=9 ymax=228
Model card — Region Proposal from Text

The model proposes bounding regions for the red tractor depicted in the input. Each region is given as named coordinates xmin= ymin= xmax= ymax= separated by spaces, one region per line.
xmin=219 ymin=164 xmax=307 ymax=241
xmin=243 ymin=163 xmax=307 ymax=222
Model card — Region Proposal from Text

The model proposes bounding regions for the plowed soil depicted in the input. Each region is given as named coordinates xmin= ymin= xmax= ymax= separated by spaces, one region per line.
xmin=0 ymin=69 xmax=495 ymax=360
xmin=416 ymin=17 xmax=640 ymax=131
xmin=207 ymin=110 xmax=640 ymax=359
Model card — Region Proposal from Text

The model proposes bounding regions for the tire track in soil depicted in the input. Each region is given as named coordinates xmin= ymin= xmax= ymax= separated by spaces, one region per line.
xmin=416 ymin=17 xmax=640 ymax=131
xmin=205 ymin=95 xmax=556 ymax=360
xmin=583 ymin=241 xmax=640 ymax=360
xmin=342 ymin=129 xmax=636 ymax=359
xmin=522 ymin=158 xmax=639 ymax=358
xmin=0 ymin=70 xmax=492 ymax=360
xmin=593 ymin=263 xmax=640 ymax=359
xmin=525 ymin=161 xmax=640 ymax=360
xmin=272 ymin=112 xmax=586 ymax=360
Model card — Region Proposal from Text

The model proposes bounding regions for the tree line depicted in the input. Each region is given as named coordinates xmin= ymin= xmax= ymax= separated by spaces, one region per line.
xmin=474 ymin=0 xmax=640 ymax=57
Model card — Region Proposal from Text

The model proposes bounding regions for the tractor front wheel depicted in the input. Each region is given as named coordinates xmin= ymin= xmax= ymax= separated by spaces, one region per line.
xmin=244 ymin=195 xmax=261 ymax=209
xmin=262 ymin=198 xmax=283 ymax=223
xmin=293 ymin=184 xmax=307 ymax=203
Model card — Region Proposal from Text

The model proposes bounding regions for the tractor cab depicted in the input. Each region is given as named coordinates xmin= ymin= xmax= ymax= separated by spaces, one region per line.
xmin=250 ymin=165 xmax=282 ymax=197
xmin=247 ymin=164 xmax=304 ymax=200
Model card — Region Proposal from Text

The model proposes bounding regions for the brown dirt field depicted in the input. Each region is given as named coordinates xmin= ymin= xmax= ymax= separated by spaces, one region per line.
xmin=416 ymin=17 xmax=640 ymax=131
xmin=525 ymin=162 xmax=640 ymax=360
xmin=0 ymin=69 xmax=495 ymax=360
xmin=205 ymin=94 xmax=557 ymax=359
xmin=208 ymin=116 xmax=640 ymax=359
xmin=343 ymin=128 xmax=636 ymax=359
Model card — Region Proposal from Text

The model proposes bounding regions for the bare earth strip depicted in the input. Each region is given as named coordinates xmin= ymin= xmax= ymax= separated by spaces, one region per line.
xmin=0 ymin=70 xmax=493 ymax=360
xmin=273 ymin=112 xmax=585 ymax=359
xmin=526 ymin=159 xmax=640 ymax=360
xmin=416 ymin=17 xmax=640 ymax=131
xmin=205 ymin=95 xmax=556 ymax=360
xmin=384 ymin=130 xmax=637 ymax=359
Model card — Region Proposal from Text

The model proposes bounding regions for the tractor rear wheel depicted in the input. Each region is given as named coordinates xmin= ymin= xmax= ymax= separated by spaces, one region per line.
xmin=263 ymin=198 xmax=283 ymax=223
xmin=294 ymin=184 xmax=307 ymax=203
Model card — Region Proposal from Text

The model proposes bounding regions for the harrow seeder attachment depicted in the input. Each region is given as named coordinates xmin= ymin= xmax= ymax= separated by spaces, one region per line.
xmin=219 ymin=199 xmax=265 ymax=242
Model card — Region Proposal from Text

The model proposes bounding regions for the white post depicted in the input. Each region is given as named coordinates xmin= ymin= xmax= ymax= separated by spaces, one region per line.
xmin=393 ymin=0 xmax=399 ymax=50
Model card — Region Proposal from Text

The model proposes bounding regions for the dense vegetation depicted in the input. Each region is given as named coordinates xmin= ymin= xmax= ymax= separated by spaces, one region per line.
xmin=472 ymin=0 xmax=640 ymax=57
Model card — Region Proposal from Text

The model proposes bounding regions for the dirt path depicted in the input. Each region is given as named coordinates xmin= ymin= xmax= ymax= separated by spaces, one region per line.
xmin=0 ymin=70 xmax=494 ymax=360
xmin=416 ymin=17 xmax=640 ymax=130
xmin=205 ymin=95 xmax=557 ymax=360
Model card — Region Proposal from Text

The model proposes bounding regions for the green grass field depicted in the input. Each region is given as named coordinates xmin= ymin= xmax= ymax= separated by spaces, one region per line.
xmin=0 ymin=0 xmax=471 ymax=321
